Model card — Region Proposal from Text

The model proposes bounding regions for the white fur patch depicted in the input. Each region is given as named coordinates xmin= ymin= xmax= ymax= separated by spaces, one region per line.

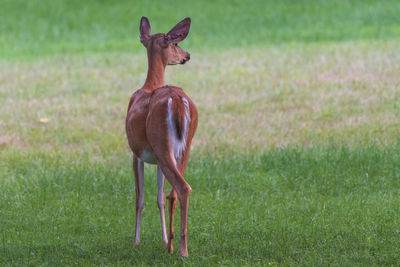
xmin=167 ymin=97 xmax=191 ymax=164
xmin=139 ymin=148 xmax=157 ymax=164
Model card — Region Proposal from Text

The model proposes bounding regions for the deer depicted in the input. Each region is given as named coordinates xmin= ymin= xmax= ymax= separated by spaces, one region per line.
xmin=125 ymin=16 xmax=198 ymax=257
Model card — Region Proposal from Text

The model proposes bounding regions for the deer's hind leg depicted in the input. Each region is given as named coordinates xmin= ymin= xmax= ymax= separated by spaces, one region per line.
xmin=165 ymin=149 xmax=190 ymax=254
xmin=157 ymin=158 xmax=191 ymax=257
xmin=166 ymin=188 xmax=177 ymax=253
xmin=148 ymin=136 xmax=192 ymax=256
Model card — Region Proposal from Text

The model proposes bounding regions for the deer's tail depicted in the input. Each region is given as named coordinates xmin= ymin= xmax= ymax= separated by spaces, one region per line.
xmin=167 ymin=97 xmax=191 ymax=163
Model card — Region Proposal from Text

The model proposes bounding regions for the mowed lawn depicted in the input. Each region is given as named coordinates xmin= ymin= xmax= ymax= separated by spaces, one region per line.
xmin=1 ymin=0 xmax=400 ymax=265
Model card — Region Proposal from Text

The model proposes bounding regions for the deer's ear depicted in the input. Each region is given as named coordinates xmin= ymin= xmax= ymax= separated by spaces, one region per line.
xmin=140 ymin=16 xmax=151 ymax=46
xmin=164 ymin=17 xmax=191 ymax=45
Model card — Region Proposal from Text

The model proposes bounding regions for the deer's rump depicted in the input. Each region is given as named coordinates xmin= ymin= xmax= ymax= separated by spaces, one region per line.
xmin=126 ymin=86 xmax=198 ymax=165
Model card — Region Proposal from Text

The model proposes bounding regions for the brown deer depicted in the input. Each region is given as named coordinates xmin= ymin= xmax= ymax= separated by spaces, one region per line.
xmin=125 ymin=16 xmax=198 ymax=257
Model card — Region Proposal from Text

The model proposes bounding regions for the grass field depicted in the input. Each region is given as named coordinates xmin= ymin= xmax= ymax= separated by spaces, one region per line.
xmin=1 ymin=0 xmax=400 ymax=265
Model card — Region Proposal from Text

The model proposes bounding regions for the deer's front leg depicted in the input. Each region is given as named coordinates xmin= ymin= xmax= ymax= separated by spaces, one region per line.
xmin=157 ymin=165 xmax=168 ymax=245
xmin=133 ymin=156 xmax=144 ymax=246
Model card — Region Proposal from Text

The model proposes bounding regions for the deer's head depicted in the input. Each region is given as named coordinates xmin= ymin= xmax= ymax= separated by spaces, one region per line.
xmin=140 ymin=17 xmax=191 ymax=65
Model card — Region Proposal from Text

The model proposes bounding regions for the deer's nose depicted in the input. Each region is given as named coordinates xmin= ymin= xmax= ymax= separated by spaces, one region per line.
xmin=181 ymin=53 xmax=190 ymax=64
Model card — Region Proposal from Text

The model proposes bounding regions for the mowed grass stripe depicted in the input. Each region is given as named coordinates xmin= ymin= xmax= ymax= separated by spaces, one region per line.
xmin=1 ymin=42 xmax=399 ymax=153
xmin=1 ymin=145 xmax=400 ymax=265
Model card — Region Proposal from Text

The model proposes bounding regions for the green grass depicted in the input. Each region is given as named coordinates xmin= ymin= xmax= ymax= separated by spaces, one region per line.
xmin=1 ymin=0 xmax=400 ymax=59
xmin=1 ymin=43 xmax=399 ymax=153
xmin=1 ymin=0 xmax=400 ymax=265
xmin=1 ymin=145 xmax=400 ymax=265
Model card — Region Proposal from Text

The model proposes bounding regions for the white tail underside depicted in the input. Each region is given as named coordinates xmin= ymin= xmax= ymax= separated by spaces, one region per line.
xmin=167 ymin=97 xmax=190 ymax=165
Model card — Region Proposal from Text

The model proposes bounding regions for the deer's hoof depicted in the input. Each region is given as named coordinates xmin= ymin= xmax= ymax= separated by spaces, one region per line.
xmin=133 ymin=241 xmax=140 ymax=249
xmin=180 ymin=250 xmax=189 ymax=258
xmin=167 ymin=242 xmax=174 ymax=254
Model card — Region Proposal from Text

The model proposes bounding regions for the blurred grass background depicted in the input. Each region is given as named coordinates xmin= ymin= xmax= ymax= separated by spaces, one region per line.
xmin=1 ymin=0 xmax=400 ymax=59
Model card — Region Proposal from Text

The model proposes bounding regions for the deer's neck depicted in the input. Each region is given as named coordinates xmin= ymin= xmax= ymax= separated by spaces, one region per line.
xmin=142 ymin=52 xmax=166 ymax=91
